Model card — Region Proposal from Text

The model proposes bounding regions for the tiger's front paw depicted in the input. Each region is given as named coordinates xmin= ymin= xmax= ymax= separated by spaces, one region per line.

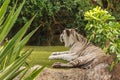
xmin=48 ymin=55 xmax=55 ymax=59
xmin=51 ymin=52 xmax=60 ymax=55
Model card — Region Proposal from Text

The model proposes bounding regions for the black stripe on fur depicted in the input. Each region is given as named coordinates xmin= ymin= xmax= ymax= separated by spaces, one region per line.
xmin=66 ymin=30 xmax=70 ymax=37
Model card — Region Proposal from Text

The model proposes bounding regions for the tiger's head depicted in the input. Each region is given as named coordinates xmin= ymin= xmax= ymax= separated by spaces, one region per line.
xmin=60 ymin=29 xmax=80 ymax=47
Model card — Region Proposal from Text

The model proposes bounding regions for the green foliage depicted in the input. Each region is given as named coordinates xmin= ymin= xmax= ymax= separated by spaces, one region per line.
xmin=0 ymin=0 xmax=43 ymax=79
xmin=0 ymin=0 xmax=93 ymax=45
xmin=23 ymin=66 xmax=45 ymax=80
xmin=84 ymin=6 xmax=120 ymax=61
xmin=0 ymin=0 xmax=120 ymax=46
xmin=96 ymin=0 xmax=120 ymax=20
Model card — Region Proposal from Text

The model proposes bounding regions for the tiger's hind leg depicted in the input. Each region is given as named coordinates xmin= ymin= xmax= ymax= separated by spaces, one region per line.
xmin=52 ymin=62 xmax=74 ymax=68
xmin=69 ymin=54 xmax=96 ymax=69
xmin=51 ymin=54 xmax=96 ymax=68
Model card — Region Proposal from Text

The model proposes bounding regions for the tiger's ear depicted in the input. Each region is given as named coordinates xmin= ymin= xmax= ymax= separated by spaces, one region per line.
xmin=75 ymin=28 xmax=78 ymax=32
xmin=66 ymin=30 xmax=70 ymax=37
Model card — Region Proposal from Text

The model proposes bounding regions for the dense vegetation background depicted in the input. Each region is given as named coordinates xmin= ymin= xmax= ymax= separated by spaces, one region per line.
xmin=0 ymin=1 xmax=120 ymax=79
xmin=1 ymin=0 xmax=120 ymax=46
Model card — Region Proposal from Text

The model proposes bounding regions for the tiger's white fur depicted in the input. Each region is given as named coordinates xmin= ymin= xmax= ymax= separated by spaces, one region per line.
xmin=49 ymin=29 xmax=109 ymax=69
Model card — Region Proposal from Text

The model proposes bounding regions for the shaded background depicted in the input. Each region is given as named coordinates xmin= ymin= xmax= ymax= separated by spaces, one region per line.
xmin=1 ymin=0 xmax=120 ymax=46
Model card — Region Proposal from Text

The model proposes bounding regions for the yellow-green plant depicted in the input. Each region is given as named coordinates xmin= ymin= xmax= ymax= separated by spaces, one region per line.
xmin=84 ymin=6 xmax=120 ymax=70
xmin=0 ymin=0 xmax=43 ymax=79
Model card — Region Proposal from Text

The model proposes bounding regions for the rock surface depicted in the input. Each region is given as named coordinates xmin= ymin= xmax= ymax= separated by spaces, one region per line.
xmin=37 ymin=68 xmax=86 ymax=80
xmin=14 ymin=55 xmax=120 ymax=80
xmin=37 ymin=62 xmax=120 ymax=80
xmin=37 ymin=66 xmax=111 ymax=80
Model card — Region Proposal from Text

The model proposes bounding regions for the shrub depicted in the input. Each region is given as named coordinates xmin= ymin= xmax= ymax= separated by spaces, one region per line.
xmin=0 ymin=0 xmax=43 ymax=79
xmin=0 ymin=0 xmax=93 ymax=45
xmin=84 ymin=6 xmax=120 ymax=70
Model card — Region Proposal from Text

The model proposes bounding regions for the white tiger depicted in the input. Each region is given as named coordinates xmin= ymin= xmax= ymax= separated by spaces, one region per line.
xmin=49 ymin=29 xmax=109 ymax=69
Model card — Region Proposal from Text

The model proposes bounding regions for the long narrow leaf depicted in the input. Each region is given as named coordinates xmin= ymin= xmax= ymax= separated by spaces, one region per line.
xmin=0 ymin=50 xmax=32 ymax=80
xmin=19 ymin=68 xmax=29 ymax=80
xmin=24 ymin=66 xmax=45 ymax=80
xmin=19 ymin=27 xmax=39 ymax=50
xmin=8 ymin=67 xmax=26 ymax=80
xmin=0 ymin=0 xmax=10 ymax=22
xmin=0 ymin=15 xmax=36 ymax=62
xmin=8 ymin=27 xmax=39 ymax=64
xmin=0 ymin=3 xmax=16 ymax=33
xmin=16 ymin=27 xmax=39 ymax=55
xmin=0 ymin=0 xmax=25 ymax=42
xmin=0 ymin=18 xmax=4 ymax=27
xmin=1 ymin=47 xmax=14 ymax=70
xmin=0 ymin=0 xmax=40 ymax=80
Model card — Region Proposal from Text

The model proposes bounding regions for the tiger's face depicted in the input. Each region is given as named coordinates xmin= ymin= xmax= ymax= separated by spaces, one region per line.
xmin=60 ymin=29 xmax=79 ymax=47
